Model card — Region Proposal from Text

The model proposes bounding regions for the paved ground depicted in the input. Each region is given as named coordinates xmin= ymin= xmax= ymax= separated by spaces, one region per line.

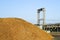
xmin=50 ymin=32 xmax=60 ymax=40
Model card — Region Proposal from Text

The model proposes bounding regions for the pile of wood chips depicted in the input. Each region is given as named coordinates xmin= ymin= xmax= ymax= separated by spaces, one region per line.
xmin=0 ymin=18 xmax=53 ymax=40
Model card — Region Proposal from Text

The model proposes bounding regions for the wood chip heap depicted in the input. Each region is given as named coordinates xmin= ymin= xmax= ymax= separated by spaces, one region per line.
xmin=0 ymin=18 xmax=53 ymax=40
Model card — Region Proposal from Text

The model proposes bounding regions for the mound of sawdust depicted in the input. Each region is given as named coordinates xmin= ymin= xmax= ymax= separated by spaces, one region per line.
xmin=0 ymin=18 xmax=53 ymax=40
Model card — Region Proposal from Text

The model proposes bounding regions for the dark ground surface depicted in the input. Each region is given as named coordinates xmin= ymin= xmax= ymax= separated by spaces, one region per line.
xmin=50 ymin=32 xmax=60 ymax=40
xmin=53 ymin=35 xmax=60 ymax=40
xmin=54 ymin=37 xmax=60 ymax=40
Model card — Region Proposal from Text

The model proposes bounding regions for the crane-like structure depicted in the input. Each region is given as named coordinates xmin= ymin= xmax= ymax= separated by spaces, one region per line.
xmin=37 ymin=8 xmax=46 ymax=27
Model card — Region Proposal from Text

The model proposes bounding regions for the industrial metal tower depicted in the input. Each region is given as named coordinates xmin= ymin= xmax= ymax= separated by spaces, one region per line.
xmin=37 ymin=8 xmax=46 ymax=26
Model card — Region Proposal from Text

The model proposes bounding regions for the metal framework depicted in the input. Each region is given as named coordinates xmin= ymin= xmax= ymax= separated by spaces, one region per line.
xmin=37 ymin=8 xmax=46 ymax=26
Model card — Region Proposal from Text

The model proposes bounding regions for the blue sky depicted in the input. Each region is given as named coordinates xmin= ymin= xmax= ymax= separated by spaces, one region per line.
xmin=0 ymin=0 xmax=60 ymax=24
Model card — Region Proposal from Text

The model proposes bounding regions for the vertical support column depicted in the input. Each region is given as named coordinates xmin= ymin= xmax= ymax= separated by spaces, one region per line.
xmin=37 ymin=13 xmax=40 ymax=26
xmin=43 ymin=8 xmax=45 ymax=25
xmin=42 ymin=8 xmax=46 ymax=30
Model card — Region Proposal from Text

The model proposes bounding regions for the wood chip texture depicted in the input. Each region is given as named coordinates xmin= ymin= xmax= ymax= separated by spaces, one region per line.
xmin=0 ymin=18 xmax=53 ymax=40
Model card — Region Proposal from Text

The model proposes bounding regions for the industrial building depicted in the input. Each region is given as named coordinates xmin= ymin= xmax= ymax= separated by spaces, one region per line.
xmin=36 ymin=8 xmax=60 ymax=32
xmin=43 ymin=23 xmax=60 ymax=32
